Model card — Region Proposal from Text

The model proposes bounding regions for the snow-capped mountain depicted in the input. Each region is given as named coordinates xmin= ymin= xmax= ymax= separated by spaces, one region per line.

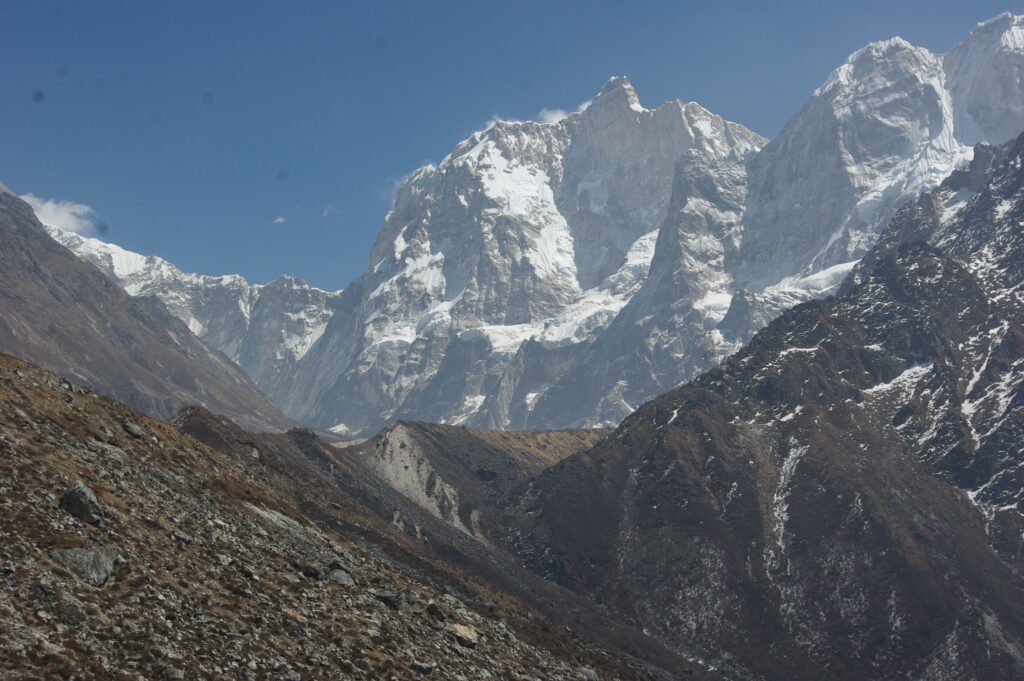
xmin=533 ymin=14 xmax=1024 ymax=430
xmin=736 ymin=13 xmax=1020 ymax=291
xmin=278 ymin=76 xmax=765 ymax=435
xmin=54 ymin=14 xmax=1024 ymax=436
xmin=945 ymin=12 xmax=1024 ymax=146
xmin=48 ymin=228 xmax=342 ymax=403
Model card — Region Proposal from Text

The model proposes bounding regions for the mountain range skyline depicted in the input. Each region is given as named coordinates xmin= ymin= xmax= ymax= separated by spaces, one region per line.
xmin=44 ymin=12 xmax=1024 ymax=438
xmin=2 ymin=2 xmax=1014 ymax=292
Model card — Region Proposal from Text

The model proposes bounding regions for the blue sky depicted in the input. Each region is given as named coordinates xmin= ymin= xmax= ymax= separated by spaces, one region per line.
xmin=1 ymin=1 xmax=1013 ymax=290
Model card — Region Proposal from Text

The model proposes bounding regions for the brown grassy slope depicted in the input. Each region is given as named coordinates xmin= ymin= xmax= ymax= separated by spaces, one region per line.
xmin=415 ymin=422 xmax=611 ymax=472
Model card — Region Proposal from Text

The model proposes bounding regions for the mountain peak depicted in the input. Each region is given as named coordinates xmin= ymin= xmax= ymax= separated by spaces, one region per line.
xmin=954 ymin=12 xmax=1023 ymax=53
xmin=814 ymin=35 xmax=936 ymax=98
xmin=847 ymin=35 xmax=921 ymax=65
xmin=588 ymin=76 xmax=645 ymax=113
xmin=945 ymin=13 xmax=1024 ymax=145
xmin=972 ymin=11 xmax=1022 ymax=34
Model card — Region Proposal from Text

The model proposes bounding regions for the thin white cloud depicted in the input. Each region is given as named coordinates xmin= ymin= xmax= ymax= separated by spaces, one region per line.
xmin=537 ymin=107 xmax=568 ymax=124
xmin=322 ymin=203 xmax=341 ymax=219
xmin=382 ymin=176 xmax=405 ymax=206
xmin=20 ymin=193 xmax=98 ymax=236
xmin=576 ymin=99 xmax=592 ymax=113
xmin=273 ymin=216 xmax=287 ymax=224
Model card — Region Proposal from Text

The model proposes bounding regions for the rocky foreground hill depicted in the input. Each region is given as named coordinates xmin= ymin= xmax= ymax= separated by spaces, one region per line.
xmin=0 ymin=352 xmax=699 ymax=681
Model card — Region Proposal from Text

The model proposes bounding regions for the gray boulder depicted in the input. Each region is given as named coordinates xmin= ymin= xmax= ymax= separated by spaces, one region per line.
xmin=326 ymin=568 xmax=354 ymax=587
xmin=122 ymin=420 xmax=145 ymax=438
xmin=58 ymin=481 xmax=103 ymax=525
xmin=50 ymin=544 xmax=120 ymax=586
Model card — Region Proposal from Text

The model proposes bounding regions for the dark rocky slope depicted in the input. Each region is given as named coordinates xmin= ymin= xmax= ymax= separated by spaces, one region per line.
xmin=0 ymin=188 xmax=292 ymax=432
xmin=506 ymin=135 xmax=1024 ymax=680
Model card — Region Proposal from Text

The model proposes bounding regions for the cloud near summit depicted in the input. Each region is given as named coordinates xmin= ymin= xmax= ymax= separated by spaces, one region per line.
xmin=537 ymin=108 xmax=568 ymax=124
xmin=20 ymin=193 xmax=99 ymax=236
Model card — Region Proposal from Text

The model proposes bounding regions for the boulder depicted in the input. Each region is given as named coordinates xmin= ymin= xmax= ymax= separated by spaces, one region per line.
xmin=410 ymin=659 xmax=436 ymax=673
xmin=371 ymin=588 xmax=414 ymax=613
xmin=294 ymin=562 xmax=323 ymax=580
xmin=425 ymin=601 xmax=446 ymax=621
xmin=50 ymin=545 xmax=120 ymax=586
xmin=122 ymin=420 xmax=144 ymax=438
xmin=445 ymin=622 xmax=479 ymax=648
xmin=58 ymin=481 xmax=102 ymax=525
xmin=327 ymin=568 xmax=354 ymax=587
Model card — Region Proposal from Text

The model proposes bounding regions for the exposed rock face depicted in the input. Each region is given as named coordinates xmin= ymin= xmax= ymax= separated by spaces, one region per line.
xmin=527 ymin=144 xmax=756 ymax=427
xmin=373 ymin=424 xmax=475 ymax=536
xmin=360 ymin=423 xmax=485 ymax=538
xmin=0 ymin=354 xmax=693 ymax=681
xmin=54 ymin=16 xmax=1024 ymax=436
xmin=0 ymin=191 xmax=294 ymax=432
xmin=507 ymin=133 xmax=1024 ymax=681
